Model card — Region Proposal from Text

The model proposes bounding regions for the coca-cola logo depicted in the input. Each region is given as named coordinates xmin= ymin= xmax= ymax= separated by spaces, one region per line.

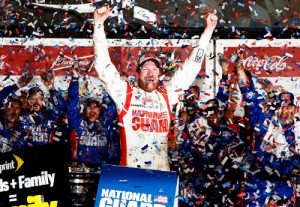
xmin=243 ymin=55 xmax=288 ymax=72
xmin=0 ymin=55 xmax=7 ymax=70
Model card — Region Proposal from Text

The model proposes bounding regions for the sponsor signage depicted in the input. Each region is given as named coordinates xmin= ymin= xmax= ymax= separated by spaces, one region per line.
xmin=94 ymin=165 xmax=178 ymax=207
xmin=0 ymin=38 xmax=205 ymax=77
xmin=216 ymin=39 xmax=300 ymax=77
xmin=0 ymin=142 xmax=71 ymax=207
xmin=0 ymin=38 xmax=213 ymax=99
xmin=215 ymin=39 xmax=300 ymax=96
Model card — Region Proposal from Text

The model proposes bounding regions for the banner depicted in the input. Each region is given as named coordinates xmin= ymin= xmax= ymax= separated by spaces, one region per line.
xmin=0 ymin=142 xmax=71 ymax=207
xmin=215 ymin=39 xmax=300 ymax=96
xmin=0 ymin=38 xmax=208 ymax=76
xmin=0 ymin=37 xmax=214 ymax=101
xmin=94 ymin=165 xmax=178 ymax=207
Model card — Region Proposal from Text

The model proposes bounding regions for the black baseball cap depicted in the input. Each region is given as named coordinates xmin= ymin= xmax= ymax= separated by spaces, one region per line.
xmin=27 ymin=87 xmax=44 ymax=99
xmin=278 ymin=92 xmax=296 ymax=106
xmin=202 ymin=99 xmax=222 ymax=117
xmin=86 ymin=97 xmax=102 ymax=108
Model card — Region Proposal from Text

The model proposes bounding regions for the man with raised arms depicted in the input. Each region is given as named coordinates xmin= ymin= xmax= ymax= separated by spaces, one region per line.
xmin=93 ymin=5 xmax=217 ymax=171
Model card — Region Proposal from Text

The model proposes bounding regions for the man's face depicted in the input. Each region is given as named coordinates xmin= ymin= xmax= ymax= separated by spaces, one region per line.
xmin=4 ymin=101 xmax=22 ymax=124
xmin=28 ymin=93 xmax=44 ymax=112
xmin=85 ymin=102 xmax=101 ymax=123
xmin=138 ymin=61 xmax=161 ymax=92
xmin=207 ymin=110 xmax=223 ymax=128
xmin=189 ymin=87 xmax=200 ymax=100
xmin=168 ymin=138 xmax=177 ymax=150
xmin=278 ymin=105 xmax=297 ymax=125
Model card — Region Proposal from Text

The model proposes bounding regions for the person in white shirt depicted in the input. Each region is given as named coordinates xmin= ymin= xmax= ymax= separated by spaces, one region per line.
xmin=93 ymin=5 xmax=217 ymax=171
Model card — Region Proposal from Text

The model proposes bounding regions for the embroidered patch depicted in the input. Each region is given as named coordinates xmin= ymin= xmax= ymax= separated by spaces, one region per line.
xmin=194 ymin=48 xmax=204 ymax=63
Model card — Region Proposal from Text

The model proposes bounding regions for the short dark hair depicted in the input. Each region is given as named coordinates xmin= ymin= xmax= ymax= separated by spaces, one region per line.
xmin=27 ymin=87 xmax=44 ymax=99
xmin=202 ymin=98 xmax=224 ymax=117
xmin=86 ymin=98 xmax=102 ymax=108
xmin=6 ymin=96 xmax=23 ymax=107
xmin=188 ymin=85 xmax=200 ymax=94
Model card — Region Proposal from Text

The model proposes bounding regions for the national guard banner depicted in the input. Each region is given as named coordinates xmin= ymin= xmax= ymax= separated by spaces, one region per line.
xmin=94 ymin=164 xmax=178 ymax=207
xmin=0 ymin=142 xmax=71 ymax=207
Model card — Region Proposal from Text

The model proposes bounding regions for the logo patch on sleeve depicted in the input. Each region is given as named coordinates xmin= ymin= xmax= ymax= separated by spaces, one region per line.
xmin=194 ymin=48 xmax=204 ymax=63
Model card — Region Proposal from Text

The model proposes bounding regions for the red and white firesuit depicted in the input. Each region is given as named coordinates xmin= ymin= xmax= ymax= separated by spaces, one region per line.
xmin=93 ymin=26 xmax=212 ymax=171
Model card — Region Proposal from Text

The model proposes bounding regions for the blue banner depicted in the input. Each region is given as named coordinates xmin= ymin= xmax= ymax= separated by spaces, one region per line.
xmin=95 ymin=165 xmax=178 ymax=207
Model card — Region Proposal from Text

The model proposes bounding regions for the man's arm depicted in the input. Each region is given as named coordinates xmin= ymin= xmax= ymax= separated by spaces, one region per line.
xmin=0 ymin=72 xmax=32 ymax=108
xmin=216 ymin=54 xmax=230 ymax=103
xmin=66 ymin=75 xmax=82 ymax=131
xmin=41 ymin=72 xmax=67 ymax=121
xmin=167 ymin=13 xmax=218 ymax=107
xmin=48 ymin=87 xmax=67 ymax=121
xmin=236 ymin=61 xmax=268 ymax=134
xmin=93 ymin=6 xmax=127 ymax=108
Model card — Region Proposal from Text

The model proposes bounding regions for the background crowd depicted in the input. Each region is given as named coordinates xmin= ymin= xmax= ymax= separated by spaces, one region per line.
xmin=0 ymin=19 xmax=300 ymax=206
xmin=168 ymin=51 xmax=300 ymax=206
xmin=0 ymin=0 xmax=299 ymax=206
xmin=0 ymin=48 xmax=299 ymax=206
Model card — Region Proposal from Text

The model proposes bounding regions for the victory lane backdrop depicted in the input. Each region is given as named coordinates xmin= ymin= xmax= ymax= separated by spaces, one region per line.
xmin=0 ymin=142 xmax=71 ymax=207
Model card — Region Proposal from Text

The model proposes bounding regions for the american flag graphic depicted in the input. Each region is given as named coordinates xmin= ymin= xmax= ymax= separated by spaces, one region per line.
xmin=154 ymin=195 xmax=168 ymax=204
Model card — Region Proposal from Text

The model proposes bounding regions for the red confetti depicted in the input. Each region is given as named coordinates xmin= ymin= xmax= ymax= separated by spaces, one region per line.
xmin=235 ymin=13 xmax=242 ymax=18
xmin=282 ymin=18 xmax=288 ymax=23
xmin=190 ymin=10 xmax=197 ymax=17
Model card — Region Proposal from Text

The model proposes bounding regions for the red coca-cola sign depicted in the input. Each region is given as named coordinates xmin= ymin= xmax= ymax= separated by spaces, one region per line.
xmin=224 ymin=46 xmax=300 ymax=77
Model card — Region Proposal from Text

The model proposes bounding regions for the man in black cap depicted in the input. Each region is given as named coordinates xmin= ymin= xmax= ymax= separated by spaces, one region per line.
xmin=21 ymin=74 xmax=67 ymax=147
xmin=202 ymin=98 xmax=225 ymax=128
xmin=276 ymin=92 xmax=298 ymax=125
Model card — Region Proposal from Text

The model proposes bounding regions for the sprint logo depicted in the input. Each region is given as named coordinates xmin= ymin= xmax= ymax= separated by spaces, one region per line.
xmin=0 ymin=154 xmax=24 ymax=174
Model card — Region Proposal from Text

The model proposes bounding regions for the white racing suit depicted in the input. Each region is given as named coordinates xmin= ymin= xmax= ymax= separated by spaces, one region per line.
xmin=93 ymin=26 xmax=212 ymax=171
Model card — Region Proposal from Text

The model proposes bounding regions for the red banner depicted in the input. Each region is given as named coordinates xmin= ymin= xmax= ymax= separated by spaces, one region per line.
xmin=0 ymin=41 xmax=204 ymax=78
xmin=0 ymin=45 xmax=95 ymax=76
xmin=223 ymin=44 xmax=300 ymax=77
